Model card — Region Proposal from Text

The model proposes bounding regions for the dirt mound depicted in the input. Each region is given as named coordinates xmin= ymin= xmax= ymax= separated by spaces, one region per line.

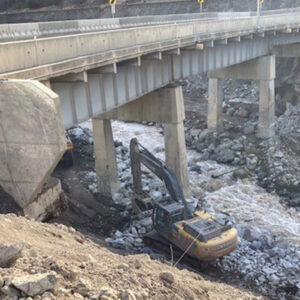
xmin=0 ymin=214 xmax=265 ymax=299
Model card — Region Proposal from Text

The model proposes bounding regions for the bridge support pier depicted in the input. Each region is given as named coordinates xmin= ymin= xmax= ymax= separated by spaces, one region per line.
xmin=258 ymin=79 xmax=275 ymax=138
xmin=163 ymin=87 xmax=190 ymax=198
xmin=164 ymin=121 xmax=189 ymax=197
xmin=92 ymin=118 xmax=120 ymax=197
xmin=98 ymin=85 xmax=190 ymax=198
xmin=208 ymin=55 xmax=276 ymax=138
xmin=207 ymin=78 xmax=224 ymax=132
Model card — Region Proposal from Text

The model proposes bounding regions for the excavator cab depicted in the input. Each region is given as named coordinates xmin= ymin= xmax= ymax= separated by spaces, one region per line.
xmin=152 ymin=202 xmax=185 ymax=237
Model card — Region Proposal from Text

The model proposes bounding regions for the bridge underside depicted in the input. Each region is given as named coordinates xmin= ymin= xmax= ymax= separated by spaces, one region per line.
xmin=50 ymin=34 xmax=300 ymax=128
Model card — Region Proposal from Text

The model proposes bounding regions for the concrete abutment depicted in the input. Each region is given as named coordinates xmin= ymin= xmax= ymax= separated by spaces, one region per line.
xmin=0 ymin=79 xmax=66 ymax=219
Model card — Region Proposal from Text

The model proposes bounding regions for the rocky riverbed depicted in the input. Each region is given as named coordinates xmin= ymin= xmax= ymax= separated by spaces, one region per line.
xmin=181 ymin=64 xmax=300 ymax=207
xmin=65 ymin=120 xmax=300 ymax=300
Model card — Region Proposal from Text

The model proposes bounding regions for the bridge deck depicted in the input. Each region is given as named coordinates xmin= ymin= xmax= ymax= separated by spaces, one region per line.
xmin=0 ymin=9 xmax=299 ymax=80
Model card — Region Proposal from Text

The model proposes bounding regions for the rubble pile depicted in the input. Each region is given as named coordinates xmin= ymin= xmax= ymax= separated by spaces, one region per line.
xmin=105 ymin=212 xmax=152 ymax=251
xmin=186 ymin=129 xmax=255 ymax=166
xmin=221 ymin=225 xmax=300 ymax=298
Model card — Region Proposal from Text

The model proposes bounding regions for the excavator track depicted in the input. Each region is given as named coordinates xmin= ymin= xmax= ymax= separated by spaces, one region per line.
xmin=143 ymin=230 xmax=215 ymax=270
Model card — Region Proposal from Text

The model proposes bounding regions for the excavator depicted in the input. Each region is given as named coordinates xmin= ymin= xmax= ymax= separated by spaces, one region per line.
xmin=130 ymin=138 xmax=238 ymax=261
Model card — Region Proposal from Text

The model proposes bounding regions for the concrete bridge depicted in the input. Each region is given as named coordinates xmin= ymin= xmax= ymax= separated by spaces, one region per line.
xmin=0 ymin=9 xmax=300 ymax=217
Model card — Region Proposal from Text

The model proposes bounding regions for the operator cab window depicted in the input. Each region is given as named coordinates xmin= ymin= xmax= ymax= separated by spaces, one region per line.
xmin=172 ymin=213 xmax=183 ymax=223
xmin=156 ymin=208 xmax=167 ymax=227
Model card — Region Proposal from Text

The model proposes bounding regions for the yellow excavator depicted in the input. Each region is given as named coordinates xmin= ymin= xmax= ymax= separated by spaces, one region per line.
xmin=130 ymin=138 xmax=238 ymax=261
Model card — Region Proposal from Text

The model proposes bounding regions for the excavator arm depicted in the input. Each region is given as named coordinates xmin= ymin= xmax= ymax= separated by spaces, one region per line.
xmin=130 ymin=138 xmax=192 ymax=218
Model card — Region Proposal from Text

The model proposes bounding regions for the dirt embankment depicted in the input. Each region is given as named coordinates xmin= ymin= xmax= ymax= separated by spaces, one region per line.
xmin=0 ymin=214 xmax=265 ymax=299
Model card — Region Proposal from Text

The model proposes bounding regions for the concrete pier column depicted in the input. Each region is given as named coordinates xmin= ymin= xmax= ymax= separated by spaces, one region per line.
xmin=164 ymin=121 xmax=190 ymax=198
xmin=207 ymin=78 xmax=224 ymax=131
xmin=161 ymin=86 xmax=190 ymax=198
xmin=258 ymin=79 xmax=275 ymax=138
xmin=92 ymin=118 xmax=119 ymax=197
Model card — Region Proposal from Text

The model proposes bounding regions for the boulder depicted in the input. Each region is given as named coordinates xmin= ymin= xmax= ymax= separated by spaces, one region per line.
xmin=116 ymin=263 xmax=130 ymax=272
xmin=121 ymin=290 xmax=137 ymax=300
xmin=74 ymin=279 xmax=91 ymax=297
xmin=216 ymin=149 xmax=235 ymax=163
xmin=190 ymin=129 xmax=201 ymax=139
xmin=0 ymin=242 xmax=24 ymax=268
xmin=226 ymin=107 xmax=235 ymax=116
xmin=99 ymin=286 xmax=118 ymax=300
xmin=190 ymin=165 xmax=202 ymax=174
xmin=198 ymin=129 xmax=210 ymax=143
xmin=1 ymin=285 xmax=21 ymax=298
xmin=137 ymin=217 xmax=152 ymax=228
xmin=159 ymin=271 xmax=175 ymax=284
xmin=236 ymin=107 xmax=249 ymax=118
xmin=246 ymin=154 xmax=258 ymax=170
xmin=288 ymin=194 xmax=300 ymax=207
xmin=242 ymin=227 xmax=262 ymax=242
xmin=243 ymin=123 xmax=256 ymax=135
xmin=215 ymin=141 xmax=233 ymax=154
xmin=232 ymin=168 xmax=249 ymax=179
xmin=11 ymin=273 xmax=58 ymax=297
xmin=130 ymin=259 xmax=142 ymax=269
xmin=231 ymin=143 xmax=244 ymax=152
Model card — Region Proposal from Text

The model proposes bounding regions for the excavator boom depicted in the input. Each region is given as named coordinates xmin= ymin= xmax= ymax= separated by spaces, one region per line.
xmin=130 ymin=138 xmax=192 ymax=217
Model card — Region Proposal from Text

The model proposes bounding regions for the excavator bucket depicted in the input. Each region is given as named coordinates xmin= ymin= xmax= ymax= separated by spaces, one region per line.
xmin=132 ymin=191 xmax=153 ymax=214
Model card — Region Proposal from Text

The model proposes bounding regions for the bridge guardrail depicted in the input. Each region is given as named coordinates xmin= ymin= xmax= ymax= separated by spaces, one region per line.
xmin=0 ymin=7 xmax=299 ymax=42
xmin=0 ymin=10 xmax=299 ymax=77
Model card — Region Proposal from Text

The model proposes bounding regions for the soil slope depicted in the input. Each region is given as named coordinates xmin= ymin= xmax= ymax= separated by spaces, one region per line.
xmin=0 ymin=214 xmax=265 ymax=300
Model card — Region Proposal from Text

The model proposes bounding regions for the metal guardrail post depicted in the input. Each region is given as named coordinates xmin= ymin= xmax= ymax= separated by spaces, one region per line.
xmin=111 ymin=4 xmax=116 ymax=18
xmin=257 ymin=0 xmax=261 ymax=29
